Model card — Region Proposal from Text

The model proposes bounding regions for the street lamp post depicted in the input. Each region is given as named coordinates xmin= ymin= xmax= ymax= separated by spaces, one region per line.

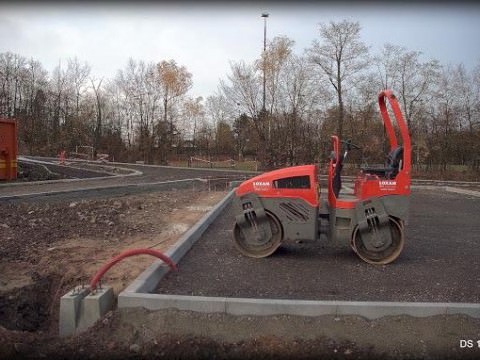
xmin=261 ymin=12 xmax=269 ymax=113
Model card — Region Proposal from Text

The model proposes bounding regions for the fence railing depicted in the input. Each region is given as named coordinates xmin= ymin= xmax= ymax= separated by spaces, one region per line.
xmin=168 ymin=157 xmax=259 ymax=171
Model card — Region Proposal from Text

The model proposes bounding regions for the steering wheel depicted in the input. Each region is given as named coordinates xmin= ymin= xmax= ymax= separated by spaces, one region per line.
xmin=341 ymin=139 xmax=362 ymax=151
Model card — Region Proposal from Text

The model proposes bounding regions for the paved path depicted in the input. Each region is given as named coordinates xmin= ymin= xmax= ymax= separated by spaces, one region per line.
xmin=0 ymin=158 xmax=254 ymax=200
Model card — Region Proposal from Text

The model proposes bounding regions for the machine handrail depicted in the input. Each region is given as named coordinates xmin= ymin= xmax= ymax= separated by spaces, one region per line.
xmin=378 ymin=90 xmax=411 ymax=173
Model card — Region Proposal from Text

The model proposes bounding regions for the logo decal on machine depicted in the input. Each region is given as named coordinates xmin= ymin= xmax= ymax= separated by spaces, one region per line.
xmin=253 ymin=181 xmax=271 ymax=190
xmin=379 ymin=180 xmax=397 ymax=189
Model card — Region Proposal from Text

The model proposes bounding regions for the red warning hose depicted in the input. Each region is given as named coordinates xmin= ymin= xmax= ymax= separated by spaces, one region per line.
xmin=89 ymin=248 xmax=177 ymax=290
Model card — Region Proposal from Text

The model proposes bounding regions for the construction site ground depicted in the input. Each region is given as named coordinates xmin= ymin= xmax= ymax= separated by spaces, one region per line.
xmin=1 ymin=160 xmax=480 ymax=359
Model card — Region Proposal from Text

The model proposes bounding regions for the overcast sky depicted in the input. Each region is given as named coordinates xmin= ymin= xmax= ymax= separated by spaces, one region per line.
xmin=1 ymin=2 xmax=480 ymax=99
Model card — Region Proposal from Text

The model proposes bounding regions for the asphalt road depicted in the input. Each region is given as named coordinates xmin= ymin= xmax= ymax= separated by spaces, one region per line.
xmin=156 ymin=188 xmax=480 ymax=303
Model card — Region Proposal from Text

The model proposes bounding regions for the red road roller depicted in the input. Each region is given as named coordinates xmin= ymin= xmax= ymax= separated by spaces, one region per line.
xmin=232 ymin=90 xmax=411 ymax=264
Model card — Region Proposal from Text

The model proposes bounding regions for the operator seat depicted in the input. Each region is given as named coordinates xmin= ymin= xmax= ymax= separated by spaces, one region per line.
xmin=362 ymin=146 xmax=403 ymax=180
xmin=385 ymin=146 xmax=403 ymax=179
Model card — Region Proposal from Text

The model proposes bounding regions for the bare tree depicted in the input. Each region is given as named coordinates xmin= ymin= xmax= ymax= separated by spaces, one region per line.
xmin=220 ymin=61 xmax=270 ymax=164
xmin=205 ymin=94 xmax=233 ymax=126
xmin=215 ymin=120 xmax=235 ymax=158
xmin=90 ymin=78 xmax=104 ymax=158
xmin=67 ymin=57 xmax=91 ymax=117
xmin=260 ymin=36 xmax=295 ymax=114
xmin=0 ymin=52 xmax=13 ymax=116
xmin=1 ymin=29 xmax=478 ymax=177
xmin=23 ymin=58 xmax=49 ymax=152
xmin=153 ymin=60 xmax=192 ymax=162
xmin=25 ymin=58 xmax=48 ymax=116
xmin=182 ymin=96 xmax=204 ymax=156
xmin=156 ymin=60 xmax=192 ymax=131
xmin=396 ymin=50 xmax=440 ymax=132
xmin=280 ymin=55 xmax=324 ymax=165
xmin=375 ymin=43 xmax=403 ymax=90
xmin=307 ymin=20 xmax=370 ymax=139
xmin=49 ymin=62 xmax=70 ymax=146
xmin=0 ymin=52 xmax=26 ymax=118
xmin=453 ymin=63 xmax=476 ymax=133
xmin=220 ymin=61 xmax=261 ymax=121
xmin=205 ymin=94 xmax=237 ymax=157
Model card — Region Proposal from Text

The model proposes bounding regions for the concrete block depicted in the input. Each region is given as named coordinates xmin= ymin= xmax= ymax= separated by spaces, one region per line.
xmin=59 ymin=286 xmax=90 ymax=337
xmin=123 ymin=263 xmax=171 ymax=294
xmin=60 ymin=285 xmax=115 ymax=336
xmin=161 ymin=295 xmax=226 ymax=313
xmin=336 ymin=301 xmax=447 ymax=319
xmin=77 ymin=286 xmax=115 ymax=332
xmin=225 ymin=298 xmax=337 ymax=317
xmin=118 ymin=293 xmax=226 ymax=313
xmin=446 ymin=303 xmax=480 ymax=318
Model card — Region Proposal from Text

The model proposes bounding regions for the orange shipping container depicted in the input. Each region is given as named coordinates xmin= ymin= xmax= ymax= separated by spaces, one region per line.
xmin=0 ymin=118 xmax=17 ymax=180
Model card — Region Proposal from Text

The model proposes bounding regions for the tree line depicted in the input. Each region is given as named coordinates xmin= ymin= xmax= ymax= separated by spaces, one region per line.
xmin=1 ymin=20 xmax=479 ymax=173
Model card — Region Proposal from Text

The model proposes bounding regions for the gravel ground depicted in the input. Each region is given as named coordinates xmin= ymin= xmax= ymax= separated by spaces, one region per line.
xmin=156 ymin=188 xmax=480 ymax=303
xmin=1 ymin=159 xmax=479 ymax=360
